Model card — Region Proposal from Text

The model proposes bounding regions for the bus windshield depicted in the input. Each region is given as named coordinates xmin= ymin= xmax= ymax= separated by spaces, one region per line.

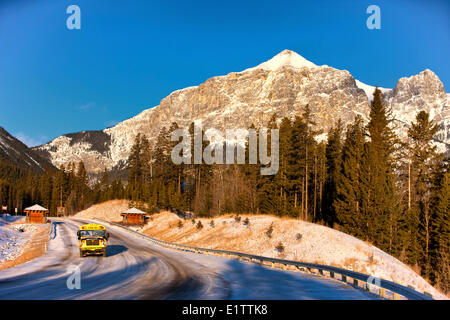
xmin=79 ymin=230 xmax=106 ymax=237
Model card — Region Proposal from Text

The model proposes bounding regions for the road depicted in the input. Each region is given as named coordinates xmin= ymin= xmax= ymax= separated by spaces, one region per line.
xmin=0 ymin=218 xmax=374 ymax=299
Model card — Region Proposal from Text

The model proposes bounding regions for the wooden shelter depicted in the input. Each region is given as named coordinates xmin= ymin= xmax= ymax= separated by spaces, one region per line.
xmin=24 ymin=204 xmax=48 ymax=223
xmin=120 ymin=207 xmax=147 ymax=224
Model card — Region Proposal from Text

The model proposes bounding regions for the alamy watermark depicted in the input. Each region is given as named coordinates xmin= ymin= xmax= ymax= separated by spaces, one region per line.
xmin=366 ymin=5 xmax=381 ymax=30
xmin=366 ymin=275 xmax=382 ymax=293
xmin=66 ymin=264 xmax=81 ymax=289
xmin=170 ymin=120 xmax=279 ymax=175
xmin=66 ymin=5 xmax=81 ymax=30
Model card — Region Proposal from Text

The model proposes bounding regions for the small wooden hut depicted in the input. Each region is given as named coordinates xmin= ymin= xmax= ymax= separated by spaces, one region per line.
xmin=120 ymin=207 xmax=147 ymax=225
xmin=24 ymin=204 xmax=48 ymax=223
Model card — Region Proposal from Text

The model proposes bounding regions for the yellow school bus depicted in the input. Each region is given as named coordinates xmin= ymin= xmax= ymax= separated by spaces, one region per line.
xmin=77 ymin=224 xmax=110 ymax=257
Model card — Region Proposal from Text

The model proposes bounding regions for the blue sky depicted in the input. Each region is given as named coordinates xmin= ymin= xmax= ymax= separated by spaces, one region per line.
xmin=0 ymin=0 xmax=449 ymax=147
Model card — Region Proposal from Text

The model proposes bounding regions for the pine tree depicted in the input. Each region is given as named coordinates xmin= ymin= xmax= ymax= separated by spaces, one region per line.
xmin=275 ymin=117 xmax=293 ymax=215
xmin=127 ymin=133 xmax=143 ymax=201
xmin=430 ymin=169 xmax=449 ymax=292
xmin=407 ymin=111 xmax=442 ymax=276
xmin=363 ymin=87 xmax=399 ymax=251
xmin=323 ymin=119 xmax=343 ymax=226
xmin=334 ymin=115 xmax=366 ymax=237
xmin=287 ymin=115 xmax=306 ymax=218
xmin=301 ymin=105 xmax=321 ymax=221
xmin=258 ymin=116 xmax=279 ymax=215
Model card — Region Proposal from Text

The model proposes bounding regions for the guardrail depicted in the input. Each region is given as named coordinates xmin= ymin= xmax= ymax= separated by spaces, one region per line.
xmin=95 ymin=218 xmax=433 ymax=300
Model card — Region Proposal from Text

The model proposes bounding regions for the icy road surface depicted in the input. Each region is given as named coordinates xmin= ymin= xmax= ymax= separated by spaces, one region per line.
xmin=0 ymin=218 xmax=375 ymax=299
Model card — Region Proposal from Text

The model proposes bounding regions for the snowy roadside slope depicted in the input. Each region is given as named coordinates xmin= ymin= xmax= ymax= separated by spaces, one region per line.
xmin=0 ymin=224 xmax=36 ymax=263
xmin=73 ymin=200 xmax=129 ymax=222
xmin=139 ymin=212 xmax=447 ymax=300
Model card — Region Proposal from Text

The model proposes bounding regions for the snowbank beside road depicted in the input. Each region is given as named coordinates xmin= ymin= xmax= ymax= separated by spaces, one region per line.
xmin=0 ymin=214 xmax=25 ymax=226
xmin=0 ymin=224 xmax=38 ymax=263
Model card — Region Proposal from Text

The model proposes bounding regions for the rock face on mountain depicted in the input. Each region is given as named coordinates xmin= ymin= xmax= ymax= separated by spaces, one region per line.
xmin=0 ymin=127 xmax=55 ymax=173
xmin=385 ymin=69 xmax=449 ymax=142
xmin=33 ymin=50 xmax=449 ymax=174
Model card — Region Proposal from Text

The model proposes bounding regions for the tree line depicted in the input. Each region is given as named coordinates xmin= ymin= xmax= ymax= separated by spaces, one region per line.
xmin=0 ymin=160 xmax=125 ymax=216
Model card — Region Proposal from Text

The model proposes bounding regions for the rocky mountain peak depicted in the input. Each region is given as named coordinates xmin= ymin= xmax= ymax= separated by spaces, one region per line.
xmin=393 ymin=69 xmax=446 ymax=98
xmin=245 ymin=49 xmax=318 ymax=72
xmin=386 ymin=69 xmax=447 ymax=122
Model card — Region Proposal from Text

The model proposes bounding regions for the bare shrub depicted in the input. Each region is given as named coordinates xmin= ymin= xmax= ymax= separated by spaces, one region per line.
xmin=275 ymin=242 xmax=285 ymax=253
xmin=196 ymin=221 xmax=203 ymax=230
xmin=296 ymin=233 xmax=302 ymax=241
xmin=266 ymin=222 xmax=274 ymax=238
xmin=368 ymin=252 xmax=375 ymax=264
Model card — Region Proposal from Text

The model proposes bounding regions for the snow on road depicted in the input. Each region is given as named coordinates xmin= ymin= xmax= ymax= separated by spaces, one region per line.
xmin=103 ymin=219 xmax=376 ymax=300
xmin=0 ymin=218 xmax=376 ymax=300
xmin=177 ymin=250 xmax=375 ymax=300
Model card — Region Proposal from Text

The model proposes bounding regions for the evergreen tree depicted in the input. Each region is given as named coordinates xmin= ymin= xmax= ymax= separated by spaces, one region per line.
xmin=407 ymin=111 xmax=442 ymax=276
xmin=258 ymin=116 xmax=279 ymax=215
xmin=323 ymin=119 xmax=343 ymax=226
xmin=363 ymin=87 xmax=399 ymax=251
xmin=334 ymin=115 xmax=366 ymax=237
xmin=274 ymin=117 xmax=293 ymax=215
xmin=430 ymin=169 xmax=449 ymax=291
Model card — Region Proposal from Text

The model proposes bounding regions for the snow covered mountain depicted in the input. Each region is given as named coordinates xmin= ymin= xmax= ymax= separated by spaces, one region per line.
xmin=33 ymin=50 xmax=449 ymax=174
xmin=0 ymin=127 xmax=55 ymax=173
